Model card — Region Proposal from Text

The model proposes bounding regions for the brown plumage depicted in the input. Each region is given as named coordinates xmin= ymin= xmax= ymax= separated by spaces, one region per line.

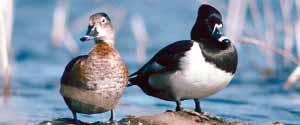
xmin=60 ymin=13 xmax=128 ymax=122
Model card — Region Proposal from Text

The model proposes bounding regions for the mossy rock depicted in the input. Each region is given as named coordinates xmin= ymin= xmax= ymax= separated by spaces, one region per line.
xmin=39 ymin=110 xmax=282 ymax=125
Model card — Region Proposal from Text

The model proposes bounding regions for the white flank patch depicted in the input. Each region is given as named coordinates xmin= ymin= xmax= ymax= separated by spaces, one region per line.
xmin=149 ymin=42 xmax=233 ymax=100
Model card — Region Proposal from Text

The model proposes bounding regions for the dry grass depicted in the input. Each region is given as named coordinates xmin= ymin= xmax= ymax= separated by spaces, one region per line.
xmin=225 ymin=0 xmax=248 ymax=43
xmin=130 ymin=15 xmax=148 ymax=66
xmin=205 ymin=0 xmax=300 ymax=88
xmin=190 ymin=0 xmax=300 ymax=88
xmin=51 ymin=0 xmax=78 ymax=55
xmin=49 ymin=1 xmax=300 ymax=89
xmin=0 ymin=0 xmax=13 ymax=103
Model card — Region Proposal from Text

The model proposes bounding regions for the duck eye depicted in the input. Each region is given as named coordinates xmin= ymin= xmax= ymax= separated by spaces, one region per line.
xmin=100 ymin=17 xmax=106 ymax=24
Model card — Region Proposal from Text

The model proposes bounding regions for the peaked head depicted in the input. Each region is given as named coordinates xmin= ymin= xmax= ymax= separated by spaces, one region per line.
xmin=191 ymin=4 xmax=230 ymax=43
xmin=80 ymin=13 xmax=115 ymax=45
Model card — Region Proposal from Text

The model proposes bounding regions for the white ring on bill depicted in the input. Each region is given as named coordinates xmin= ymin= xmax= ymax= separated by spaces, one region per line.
xmin=218 ymin=36 xmax=229 ymax=42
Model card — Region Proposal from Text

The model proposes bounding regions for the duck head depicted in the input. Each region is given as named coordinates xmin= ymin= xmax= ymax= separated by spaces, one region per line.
xmin=80 ymin=13 xmax=115 ymax=46
xmin=191 ymin=4 xmax=229 ymax=43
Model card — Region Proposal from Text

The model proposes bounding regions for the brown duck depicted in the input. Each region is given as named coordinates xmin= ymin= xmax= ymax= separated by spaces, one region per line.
xmin=60 ymin=13 xmax=128 ymax=122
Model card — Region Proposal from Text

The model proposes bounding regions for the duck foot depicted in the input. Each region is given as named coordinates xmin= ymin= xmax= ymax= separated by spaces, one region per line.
xmin=103 ymin=120 xmax=119 ymax=125
xmin=180 ymin=109 xmax=224 ymax=122
xmin=180 ymin=109 xmax=210 ymax=121
xmin=197 ymin=111 xmax=224 ymax=122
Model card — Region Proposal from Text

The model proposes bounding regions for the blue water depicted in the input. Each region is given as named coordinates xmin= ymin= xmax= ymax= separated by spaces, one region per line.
xmin=0 ymin=0 xmax=300 ymax=125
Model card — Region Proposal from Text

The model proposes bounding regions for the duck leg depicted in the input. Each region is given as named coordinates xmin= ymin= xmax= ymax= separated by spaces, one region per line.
xmin=194 ymin=99 xmax=202 ymax=113
xmin=72 ymin=110 xmax=77 ymax=121
xmin=109 ymin=109 xmax=115 ymax=121
xmin=175 ymin=100 xmax=183 ymax=111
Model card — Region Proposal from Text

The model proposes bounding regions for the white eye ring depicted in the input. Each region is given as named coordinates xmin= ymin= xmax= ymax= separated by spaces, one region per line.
xmin=100 ymin=17 xmax=106 ymax=24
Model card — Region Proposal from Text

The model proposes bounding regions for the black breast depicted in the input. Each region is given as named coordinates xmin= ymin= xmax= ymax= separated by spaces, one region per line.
xmin=198 ymin=39 xmax=238 ymax=74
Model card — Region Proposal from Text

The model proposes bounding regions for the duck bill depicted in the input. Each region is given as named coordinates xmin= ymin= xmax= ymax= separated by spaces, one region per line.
xmin=80 ymin=26 xmax=96 ymax=42
xmin=80 ymin=35 xmax=95 ymax=42
xmin=212 ymin=24 xmax=229 ymax=43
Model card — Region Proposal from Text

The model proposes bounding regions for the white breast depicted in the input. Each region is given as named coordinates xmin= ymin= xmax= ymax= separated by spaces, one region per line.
xmin=149 ymin=42 xmax=234 ymax=100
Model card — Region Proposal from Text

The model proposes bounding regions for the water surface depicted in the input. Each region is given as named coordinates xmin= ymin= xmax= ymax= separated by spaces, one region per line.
xmin=0 ymin=1 xmax=299 ymax=125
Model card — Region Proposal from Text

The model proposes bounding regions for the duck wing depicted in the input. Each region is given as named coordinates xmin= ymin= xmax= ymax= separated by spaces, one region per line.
xmin=61 ymin=55 xmax=88 ymax=85
xmin=129 ymin=40 xmax=194 ymax=85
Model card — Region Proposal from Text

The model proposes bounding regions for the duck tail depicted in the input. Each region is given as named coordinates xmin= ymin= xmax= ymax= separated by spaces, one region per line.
xmin=127 ymin=75 xmax=138 ymax=87
xmin=128 ymin=74 xmax=149 ymax=87
xmin=127 ymin=83 xmax=135 ymax=87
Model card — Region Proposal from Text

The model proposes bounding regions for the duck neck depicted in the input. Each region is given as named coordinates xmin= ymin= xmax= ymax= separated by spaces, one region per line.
xmin=95 ymin=37 xmax=115 ymax=47
xmin=88 ymin=39 xmax=115 ymax=59
xmin=194 ymin=36 xmax=231 ymax=50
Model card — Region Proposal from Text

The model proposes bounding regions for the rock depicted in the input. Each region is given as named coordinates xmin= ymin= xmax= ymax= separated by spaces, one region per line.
xmin=39 ymin=110 xmax=283 ymax=125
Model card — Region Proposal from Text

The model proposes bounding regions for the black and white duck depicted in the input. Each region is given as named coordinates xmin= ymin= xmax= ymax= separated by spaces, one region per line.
xmin=129 ymin=4 xmax=238 ymax=113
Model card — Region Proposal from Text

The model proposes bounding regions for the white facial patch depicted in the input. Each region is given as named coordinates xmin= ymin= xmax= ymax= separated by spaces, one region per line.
xmin=212 ymin=23 xmax=222 ymax=33
xmin=95 ymin=25 xmax=107 ymax=37
xmin=212 ymin=23 xmax=229 ymax=42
